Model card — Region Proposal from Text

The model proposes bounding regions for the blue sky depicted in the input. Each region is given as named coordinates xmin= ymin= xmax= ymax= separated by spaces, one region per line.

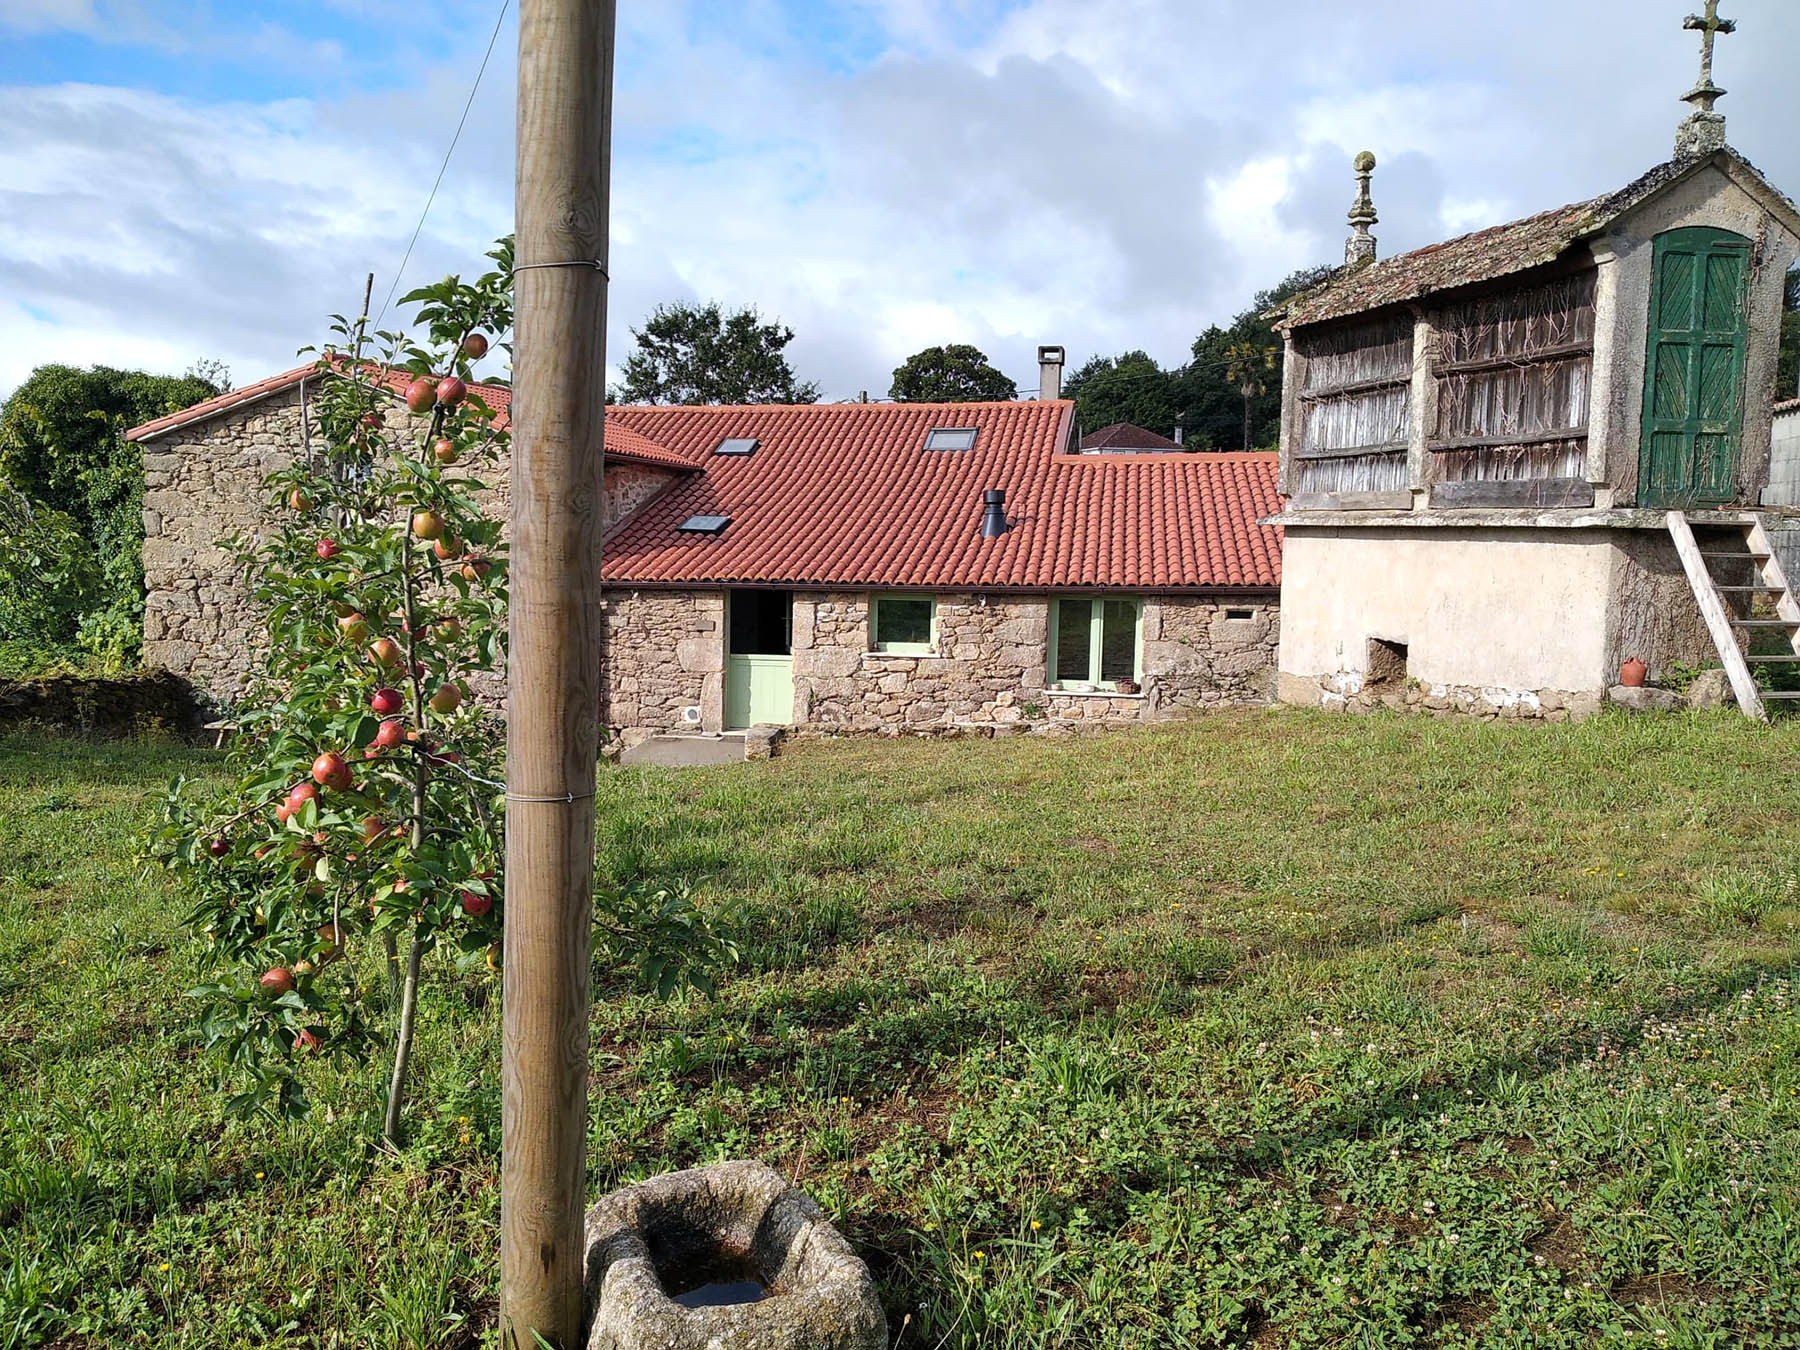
xmin=3 ymin=0 xmax=1798 ymax=402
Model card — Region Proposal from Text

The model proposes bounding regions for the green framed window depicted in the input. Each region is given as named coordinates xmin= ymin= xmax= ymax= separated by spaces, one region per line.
xmin=1049 ymin=597 xmax=1142 ymax=689
xmin=872 ymin=594 xmax=937 ymax=654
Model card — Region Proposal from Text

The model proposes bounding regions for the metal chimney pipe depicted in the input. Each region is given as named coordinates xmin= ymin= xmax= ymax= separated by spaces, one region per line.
xmin=1037 ymin=345 xmax=1064 ymax=400
xmin=981 ymin=488 xmax=1008 ymax=538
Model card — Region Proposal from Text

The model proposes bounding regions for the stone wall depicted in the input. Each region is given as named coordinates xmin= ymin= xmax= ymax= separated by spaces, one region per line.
xmin=600 ymin=589 xmax=1278 ymax=738
xmin=599 ymin=590 xmax=725 ymax=732
xmin=0 ymin=669 xmax=208 ymax=738
xmin=141 ymin=386 xmax=678 ymax=705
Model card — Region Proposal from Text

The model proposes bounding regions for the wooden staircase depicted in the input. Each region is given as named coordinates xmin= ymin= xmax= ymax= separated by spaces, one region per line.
xmin=1667 ymin=511 xmax=1800 ymax=721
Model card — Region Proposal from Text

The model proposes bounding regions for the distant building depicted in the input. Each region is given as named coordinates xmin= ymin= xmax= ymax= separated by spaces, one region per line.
xmin=1078 ymin=422 xmax=1184 ymax=453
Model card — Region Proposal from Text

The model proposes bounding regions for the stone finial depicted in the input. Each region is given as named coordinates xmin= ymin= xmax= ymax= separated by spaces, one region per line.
xmin=1346 ymin=150 xmax=1378 ymax=267
xmin=1676 ymin=0 xmax=1735 ymax=157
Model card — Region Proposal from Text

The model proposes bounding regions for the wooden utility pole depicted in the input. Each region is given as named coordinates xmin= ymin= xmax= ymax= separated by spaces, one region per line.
xmin=502 ymin=1 xmax=615 ymax=1346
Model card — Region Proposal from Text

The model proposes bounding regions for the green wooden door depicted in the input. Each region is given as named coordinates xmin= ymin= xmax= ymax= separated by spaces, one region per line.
xmin=1638 ymin=226 xmax=1752 ymax=507
xmin=725 ymin=655 xmax=793 ymax=729
xmin=724 ymin=590 xmax=792 ymax=730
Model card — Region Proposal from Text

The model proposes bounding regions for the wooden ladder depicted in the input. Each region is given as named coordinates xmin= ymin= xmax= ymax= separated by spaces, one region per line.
xmin=1666 ymin=511 xmax=1800 ymax=721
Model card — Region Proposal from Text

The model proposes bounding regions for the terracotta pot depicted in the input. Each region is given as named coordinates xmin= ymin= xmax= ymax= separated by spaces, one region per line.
xmin=1620 ymin=657 xmax=1648 ymax=688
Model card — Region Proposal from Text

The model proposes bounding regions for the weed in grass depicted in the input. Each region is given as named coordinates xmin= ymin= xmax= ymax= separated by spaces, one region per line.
xmin=1695 ymin=867 xmax=1792 ymax=930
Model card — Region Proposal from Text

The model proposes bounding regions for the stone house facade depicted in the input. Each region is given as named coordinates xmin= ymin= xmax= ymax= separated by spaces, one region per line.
xmin=130 ymin=370 xmax=1285 ymax=737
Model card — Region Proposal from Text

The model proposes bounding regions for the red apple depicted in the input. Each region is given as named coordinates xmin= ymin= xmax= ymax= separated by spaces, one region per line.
xmin=433 ymin=535 xmax=464 ymax=561
xmin=462 ymin=333 xmax=488 ymax=359
xmin=428 ymin=683 xmax=463 ymax=715
xmin=361 ymin=815 xmax=386 ymax=843
xmin=370 ymin=687 xmax=404 ymax=716
xmin=374 ymin=718 xmax=405 ymax=749
xmin=260 ymin=966 xmax=296 ymax=995
xmin=461 ymin=558 xmax=490 ymax=584
xmin=208 ymin=835 xmax=230 ymax=857
xmin=436 ymin=376 xmax=467 ymax=407
xmin=294 ymin=1027 xmax=324 ymax=1053
xmin=405 ymin=377 xmax=436 ymax=413
xmin=437 ymin=617 xmax=463 ymax=641
xmin=337 ymin=612 xmax=369 ymax=643
xmin=369 ymin=637 xmax=402 ymax=667
xmin=432 ymin=437 xmax=458 ymax=465
xmin=316 ymin=538 xmax=339 ymax=561
xmin=316 ymin=922 xmax=344 ymax=956
xmin=274 ymin=802 xmax=293 ymax=825
xmin=411 ymin=510 xmax=446 ymax=541
xmin=287 ymin=781 xmax=319 ymax=813
xmin=460 ymin=889 xmax=493 ymax=918
xmin=289 ymin=488 xmax=312 ymax=512
xmin=361 ymin=411 xmax=383 ymax=430
xmin=311 ymin=752 xmax=351 ymax=791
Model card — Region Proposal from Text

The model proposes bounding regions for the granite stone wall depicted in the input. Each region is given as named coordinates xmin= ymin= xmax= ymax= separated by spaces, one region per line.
xmin=601 ymin=589 xmax=1279 ymax=738
xmin=141 ymin=386 xmax=677 ymax=705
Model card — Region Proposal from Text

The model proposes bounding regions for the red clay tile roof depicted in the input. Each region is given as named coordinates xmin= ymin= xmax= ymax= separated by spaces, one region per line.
xmin=1775 ymin=397 xmax=1800 ymax=416
xmin=124 ymin=363 xmax=697 ymax=472
xmin=1078 ymin=422 xmax=1184 ymax=451
xmin=603 ymin=402 xmax=1281 ymax=590
xmin=1273 ymin=148 xmax=1800 ymax=329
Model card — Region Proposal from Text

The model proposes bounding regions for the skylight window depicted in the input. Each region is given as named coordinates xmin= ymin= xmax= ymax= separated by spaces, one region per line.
xmin=677 ymin=515 xmax=731 ymax=535
xmin=714 ymin=437 xmax=759 ymax=456
xmin=924 ymin=427 xmax=979 ymax=451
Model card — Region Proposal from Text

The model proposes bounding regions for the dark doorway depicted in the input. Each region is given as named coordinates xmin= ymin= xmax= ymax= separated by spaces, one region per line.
xmin=729 ymin=589 xmax=791 ymax=656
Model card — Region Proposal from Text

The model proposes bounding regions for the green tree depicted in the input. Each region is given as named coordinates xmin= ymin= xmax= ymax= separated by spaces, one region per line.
xmin=143 ymin=244 xmax=734 ymax=1142
xmin=1063 ymin=351 xmax=1178 ymax=442
xmin=1223 ymin=341 xmax=1279 ymax=453
xmin=0 ymin=363 xmax=224 ymax=664
xmin=615 ymin=301 xmax=818 ymax=404
xmin=888 ymin=344 xmax=1017 ymax=402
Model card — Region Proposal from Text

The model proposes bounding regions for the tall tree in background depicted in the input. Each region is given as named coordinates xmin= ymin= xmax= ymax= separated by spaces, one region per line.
xmin=0 ymin=363 xmax=224 ymax=666
xmin=1223 ymin=342 xmax=1278 ymax=452
xmin=888 ymin=344 xmax=1017 ymax=402
xmin=1063 ymin=351 xmax=1178 ymax=440
xmin=614 ymin=301 xmax=819 ymax=404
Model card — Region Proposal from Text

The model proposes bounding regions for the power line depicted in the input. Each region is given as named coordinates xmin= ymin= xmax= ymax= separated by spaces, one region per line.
xmin=373 ymin=0 xmax=511 ymax=330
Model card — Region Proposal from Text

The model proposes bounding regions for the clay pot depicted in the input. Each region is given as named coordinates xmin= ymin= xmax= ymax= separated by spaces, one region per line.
xmin=1620 ymin=657 xmax=1648 ymax=688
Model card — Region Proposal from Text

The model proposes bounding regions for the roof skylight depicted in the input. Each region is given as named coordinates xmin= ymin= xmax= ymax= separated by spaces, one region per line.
xmin=677 ymin=515 xmax=732 ymax=535
xmin=714 ymin=437 xmax=759 ymax=456
xmin=924 ymin=427 xmax=979 ymax=451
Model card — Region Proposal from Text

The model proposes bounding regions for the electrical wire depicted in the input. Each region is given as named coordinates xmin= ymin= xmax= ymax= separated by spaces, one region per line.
xmin=373 ymin=0 xmax=511 ymax=330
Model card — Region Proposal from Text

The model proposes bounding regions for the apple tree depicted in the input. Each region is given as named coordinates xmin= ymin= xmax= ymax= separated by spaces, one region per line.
xmin=143 ymin=244 xmax=519 ymax=1141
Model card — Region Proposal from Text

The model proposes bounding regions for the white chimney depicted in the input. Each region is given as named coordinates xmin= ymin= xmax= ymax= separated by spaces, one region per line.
xmin=1037 ymin=345 xmax=1065 ymax=400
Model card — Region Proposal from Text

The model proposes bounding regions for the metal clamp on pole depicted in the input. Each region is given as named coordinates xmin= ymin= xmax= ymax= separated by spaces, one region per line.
xmin=513 ymin=258 xmax=610 ymax=278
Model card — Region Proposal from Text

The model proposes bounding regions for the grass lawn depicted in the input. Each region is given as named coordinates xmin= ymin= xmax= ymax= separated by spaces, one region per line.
xmin=3 ymin=709 xmax=1800 ymax=1348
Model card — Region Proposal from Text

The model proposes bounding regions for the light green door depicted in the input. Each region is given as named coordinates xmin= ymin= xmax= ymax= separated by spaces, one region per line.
xmin=725 ymin=655 xmax=793 ymax=729
xmin=725 ymin=590 xmax=793 ymax=730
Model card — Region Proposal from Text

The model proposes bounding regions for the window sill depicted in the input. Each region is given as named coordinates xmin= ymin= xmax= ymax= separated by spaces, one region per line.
xmin=862 ymin=649 xmax=940 ymax=662
xmin=1047 ymin=687 xmax=1145 ymax=700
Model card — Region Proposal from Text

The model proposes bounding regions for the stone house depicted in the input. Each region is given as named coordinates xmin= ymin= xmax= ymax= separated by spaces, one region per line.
xmin=129 ymin=366 xmax=1284 ymax=738
xmin=1262 ymin=33 xmax=1800 ymax=720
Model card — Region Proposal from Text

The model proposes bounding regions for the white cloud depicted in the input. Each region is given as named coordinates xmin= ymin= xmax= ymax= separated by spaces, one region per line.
xmin=4 ymin=0 xmax=1800 ymax=407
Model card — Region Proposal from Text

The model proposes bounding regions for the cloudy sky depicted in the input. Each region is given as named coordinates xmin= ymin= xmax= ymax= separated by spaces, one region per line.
xmin=3 ymin=0 xmax=1798 ymax=404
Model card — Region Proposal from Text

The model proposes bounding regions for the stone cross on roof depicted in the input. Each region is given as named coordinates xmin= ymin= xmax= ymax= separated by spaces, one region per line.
xmin=1676 ymin=0 xmax=1735 ymax=157
xmin=1345 ymin=151 xmax=1378 ymax=267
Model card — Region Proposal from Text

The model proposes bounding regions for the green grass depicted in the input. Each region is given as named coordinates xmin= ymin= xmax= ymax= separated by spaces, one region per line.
xmin=4 ymin=709 xmax=1800 ymax=1347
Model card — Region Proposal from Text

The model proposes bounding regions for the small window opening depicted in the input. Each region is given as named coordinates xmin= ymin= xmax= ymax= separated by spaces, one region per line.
xmin=1225 ymin=607 xmax=1254 ymax=621
xmin=1366 ymin=638 xmax=1408 ymax=690
xmin=714 ymin=437 xmax=759 ymax=456
xmin=925 ymin=427 xmax=979 ymax=451
xmin=729 ymin=590 xmax=791 ymax=655
xmin=677 ymin=514 xmax=732 ymax=534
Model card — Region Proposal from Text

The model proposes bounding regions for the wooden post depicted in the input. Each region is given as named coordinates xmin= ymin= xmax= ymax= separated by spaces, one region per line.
xmin=502 ymin=2 xmax=615 ymax=1346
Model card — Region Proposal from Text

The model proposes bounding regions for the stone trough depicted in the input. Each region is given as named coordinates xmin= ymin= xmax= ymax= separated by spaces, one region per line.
xmin=584 ymin=1161 xmax=886 ymax=1350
